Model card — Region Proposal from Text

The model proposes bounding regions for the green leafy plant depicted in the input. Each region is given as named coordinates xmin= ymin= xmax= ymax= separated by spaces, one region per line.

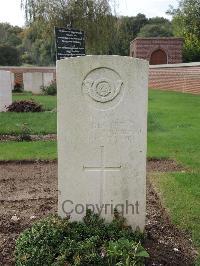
xmin=106 ymin=239 xmax=149 ymax=266
xmin=15 ymin=210 xmax=148 ymax=265
xmin=17 ymin=123 xmax=32 ymax=141
xmin=41 ymin=80 xmax=57 ymax=96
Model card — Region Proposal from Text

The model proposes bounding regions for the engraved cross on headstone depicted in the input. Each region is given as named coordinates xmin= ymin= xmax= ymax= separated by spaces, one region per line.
xmin=83 ymin=146 xmax=121 ymax=204
xmin=83 ymin=146 xmax=121 ymax=173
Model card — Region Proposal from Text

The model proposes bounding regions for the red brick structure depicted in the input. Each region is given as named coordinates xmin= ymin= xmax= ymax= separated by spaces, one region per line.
xmin=130 ymin=37 xmax=183 ymax=65
xmin=149 ymin=63 xmax=200 ymax=95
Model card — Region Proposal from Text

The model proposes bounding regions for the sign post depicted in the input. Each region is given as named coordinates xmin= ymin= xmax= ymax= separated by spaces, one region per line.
xmin=55 ymin=27 xmax=85 ymax=60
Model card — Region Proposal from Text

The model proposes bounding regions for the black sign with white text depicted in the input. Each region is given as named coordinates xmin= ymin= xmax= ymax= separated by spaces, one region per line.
xmin=55 ymin=27 xmax=85 ymax=60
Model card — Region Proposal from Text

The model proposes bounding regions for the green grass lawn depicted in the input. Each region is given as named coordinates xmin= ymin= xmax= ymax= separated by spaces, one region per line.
xmin=13 ymin=92 xmax=57 ymax=111
xmin=148 ymin=89 xmax=200 ymax=171
xmin=0 ymin=93 xmax=57 ymax=135
xmin=0 ymin=112 xmax=57 ymax=135
xmin=0 ymin=89 xmax=200 ymax=262
xmin=148 ymin=89 xmax=200 ymax=264
xmin=0 ymin=141 xmax=57 ymax=160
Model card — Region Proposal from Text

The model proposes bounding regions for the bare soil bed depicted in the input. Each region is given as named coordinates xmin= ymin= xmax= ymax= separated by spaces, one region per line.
xmin=0 ymin=134 xmax=57 ymax=142
xmin=0 ymin=161 xmax=196 ymax=265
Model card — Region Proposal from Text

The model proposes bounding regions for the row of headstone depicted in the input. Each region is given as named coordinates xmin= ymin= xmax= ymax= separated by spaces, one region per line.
xmin=23 ymin=72 xmax=54 ymax=94
xmin=57 ymin=56 xmax=148 ymax=230
xmin=0 ymin=71 xmax=12 ymax=112
xmin=0 ymin=70 xmax=54 ymax=112
xmin=0 ymin=71 xmax=54 ymax=97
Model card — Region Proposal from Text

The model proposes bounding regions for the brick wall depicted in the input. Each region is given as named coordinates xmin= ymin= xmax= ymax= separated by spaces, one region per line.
xmin=1 ymin=63 xmax=199 ymax=95
xmin=130 ymin=37 xmax=183 ymax=64
xmin=149 ymin=63 xmax=200 ymax=95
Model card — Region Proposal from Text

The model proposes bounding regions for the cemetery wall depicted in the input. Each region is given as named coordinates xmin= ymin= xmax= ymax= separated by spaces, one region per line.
xmin=1 ymin=63 xmax=200 ymax=95
xmin=0 ymin=67 xmax=56 ymax=87
xmin=149 ymin=62 xmax=200 ymax=95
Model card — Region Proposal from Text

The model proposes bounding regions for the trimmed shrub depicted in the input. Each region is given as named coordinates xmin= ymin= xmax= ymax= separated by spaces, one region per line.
xmin=7 ymin=100 xmax=43 ymax=112
xmin=15 ymin=211 xmax=149 ymax=265
xmin=41 ymin=80 xmax=57 ymax=95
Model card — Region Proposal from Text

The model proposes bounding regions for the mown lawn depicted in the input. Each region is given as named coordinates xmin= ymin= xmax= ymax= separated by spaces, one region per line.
xmin=148 ymin=89 xmax=200 ymax=264
xmin=0 ymin=141 xmax=57 ymax=160
xmin=148 ymin=89 xmax=200 ymax=171
xmin=0 ymin=89 xmax=200 ymax=263
xmin=0 ymin=93 xmax=57 ymax=135
xmin=13 ymin=92 xmax=57 ymax=111
xmin=0 ymin=112 xmax=57 ymax=135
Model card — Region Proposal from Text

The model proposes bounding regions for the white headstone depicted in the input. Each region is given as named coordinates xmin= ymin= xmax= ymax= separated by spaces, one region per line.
xmin=43 ymin=72 xmax=54 ymax=87
xmin=0 ymin=71 xmax=12 ymax=112
xmin=57 ymin=56 xmax=148 ymax=230
xmin=23 ymin=72 xmax=43 ymax=94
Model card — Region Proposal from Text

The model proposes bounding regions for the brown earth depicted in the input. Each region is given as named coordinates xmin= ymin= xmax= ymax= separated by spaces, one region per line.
xmin=0 ymin=161 xmax=197 ymax=265
xmin=0 ymin=134 xmax=57 ymax=142
xmin=147 ymin=158 xmax=186 ymax=173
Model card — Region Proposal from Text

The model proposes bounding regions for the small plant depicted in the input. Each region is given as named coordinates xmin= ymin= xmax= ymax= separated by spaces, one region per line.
xmin=17 ymin=123 xmax=32 ymax=141
xmin=7 ymin=100 xmax=43 ymax=112
xmin=41 ymin=80 xmax=57 ymax=95
xmin=15 ymin=210 xmax=148 ymax=266
xmin=106 ymin=239 xmax=149 ymax=266
xmin=13 ymin=82 xmax=24 ymax=93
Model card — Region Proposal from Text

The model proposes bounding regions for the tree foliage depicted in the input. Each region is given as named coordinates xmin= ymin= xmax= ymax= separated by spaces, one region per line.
xmin=0 ymin=1 xmax=177 ymax=66
xmin=138 ymin=17 xmax=173 ymax=37
xmin=0 ymin=23 xmax=23 ymax=66
xmin=112 ymin=14 xmax=148 ymax=55
xmin=20 ymin=0 xmax=115 ymax=62
xmin=20 ymin=21 xmax=55 ymax=65
xmin=168 ymin=0 xmax=200 ymax=62
xmin=20 ymin=1 xmax=144 ymax=61
xmin=20 ymin=0 xmax=174 ymax=64
xmin=0 ymin=23 xmax=23 ymax=46
xmin=0 ymin=45 xmax=21 ymax=66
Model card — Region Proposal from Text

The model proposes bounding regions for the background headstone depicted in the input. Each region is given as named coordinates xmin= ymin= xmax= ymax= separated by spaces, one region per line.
xmin=57 ymin=56 xmax=148 ymax=230
xmin=23 ymin=72 xmax=43 ymax=94
xmin=43 ymin=73 xmax=54 ymax=87
xmin=0 ymin=71 xmax=12 ymax=112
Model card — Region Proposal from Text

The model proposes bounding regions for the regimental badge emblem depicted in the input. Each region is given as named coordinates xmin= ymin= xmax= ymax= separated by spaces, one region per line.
xmin=82 ymin=68 xmax=123 ymax=103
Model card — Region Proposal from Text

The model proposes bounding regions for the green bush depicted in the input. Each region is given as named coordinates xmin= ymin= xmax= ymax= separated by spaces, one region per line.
xmin=15 ymin=211 xmax=149 ymax=265
xmin=41 ymin=80 xmax=57 ymax=95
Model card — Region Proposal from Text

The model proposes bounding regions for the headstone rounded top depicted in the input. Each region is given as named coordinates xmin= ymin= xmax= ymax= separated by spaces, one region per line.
xmin=82 ymin=67 xmax=123 ymax=103
xmin=57 ymin=54 xmax=149 ymax=230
